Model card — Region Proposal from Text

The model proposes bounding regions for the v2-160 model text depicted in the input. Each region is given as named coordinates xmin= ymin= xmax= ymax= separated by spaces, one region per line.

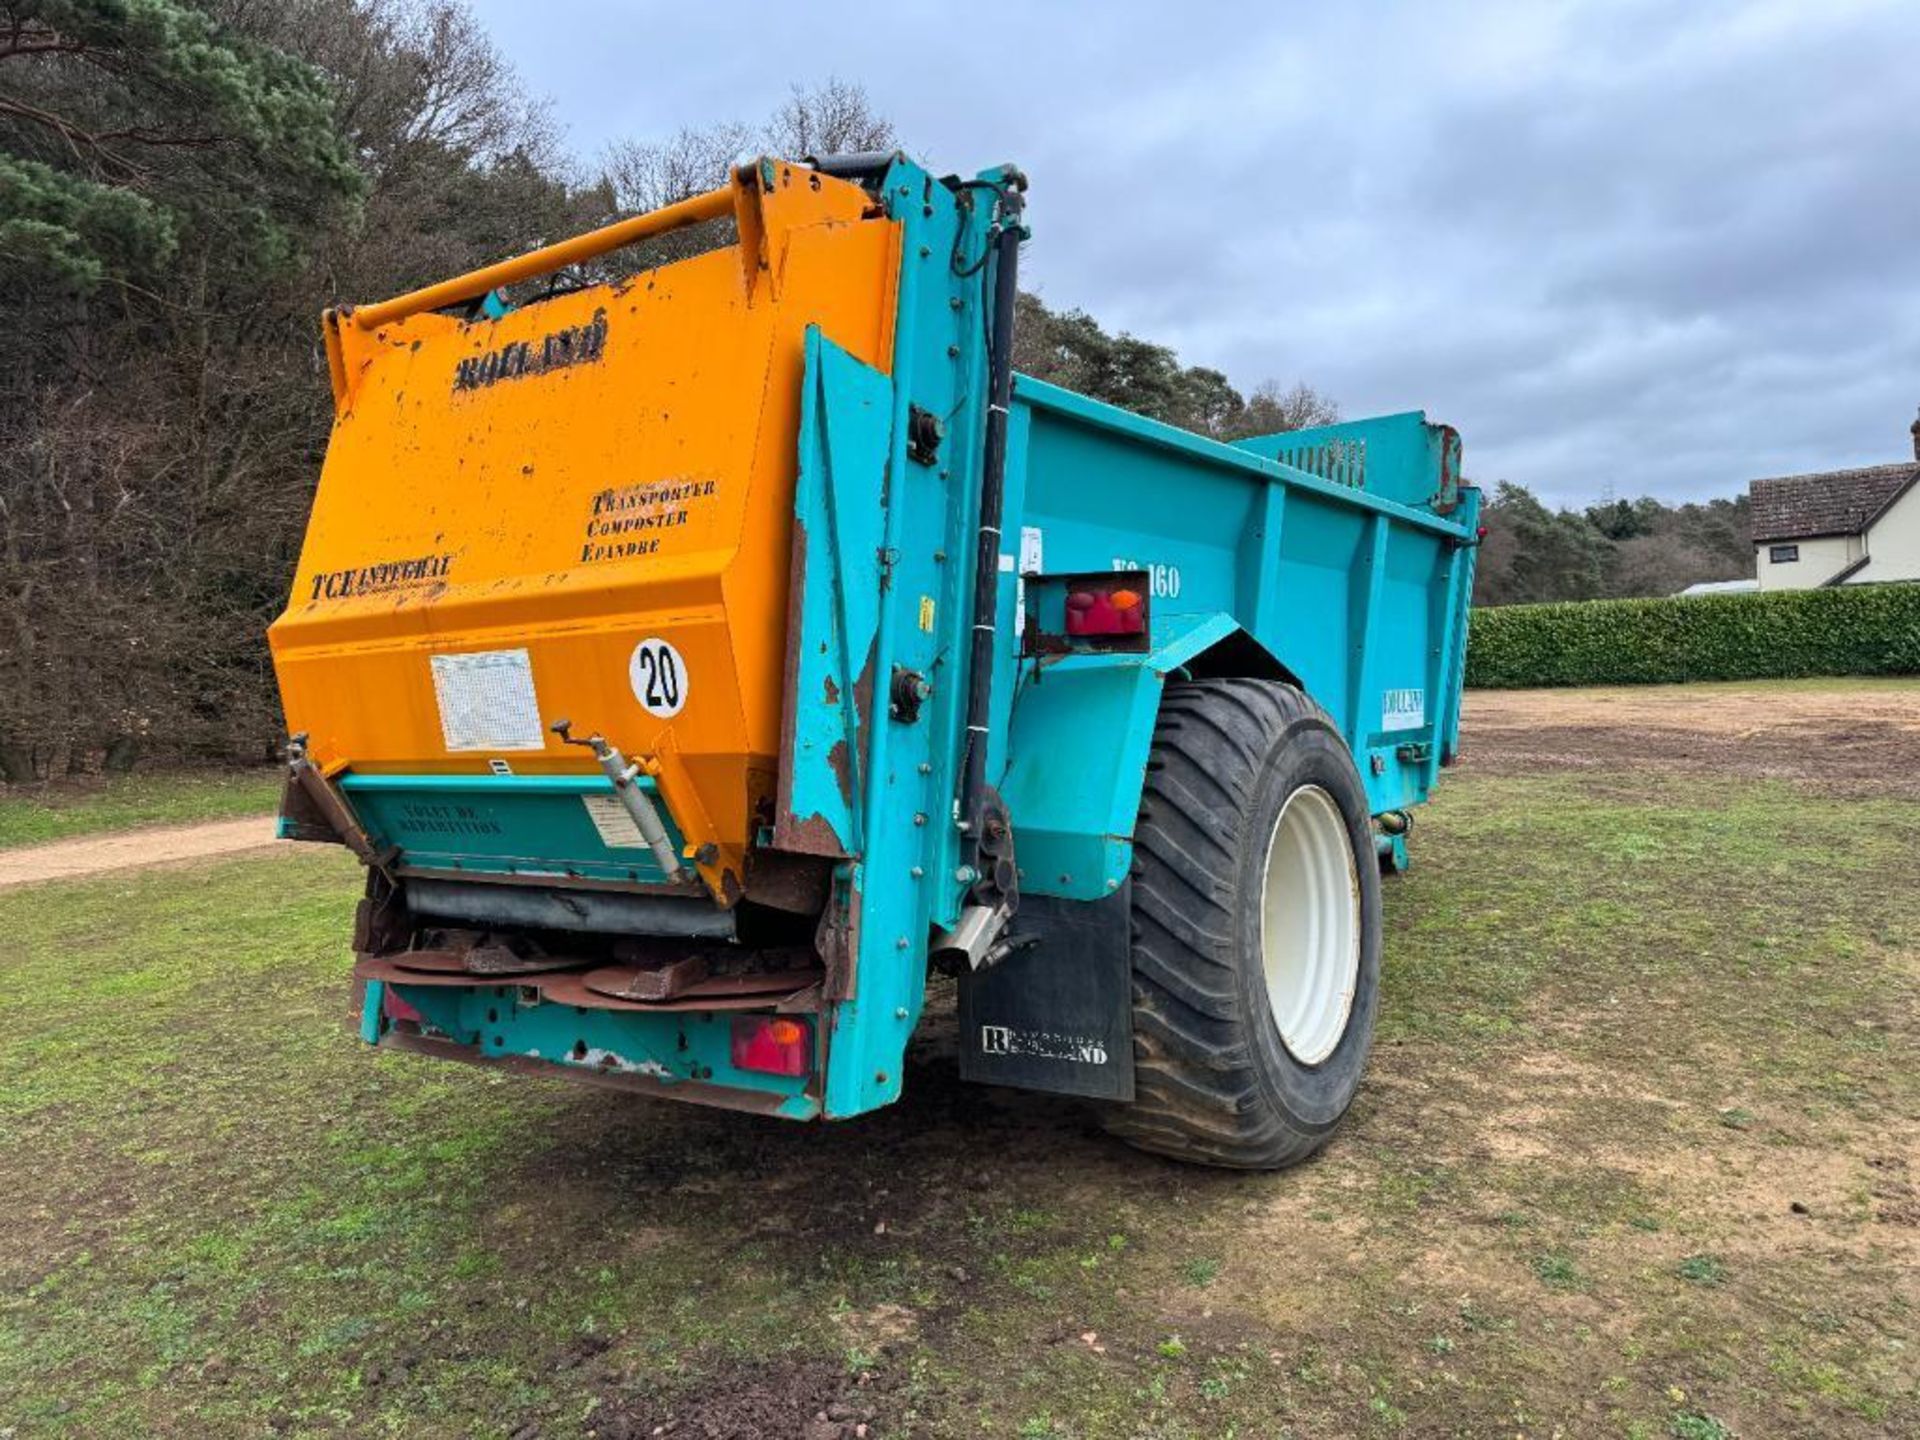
xmin=270 ymin=153 xmax=1480 ymax=1167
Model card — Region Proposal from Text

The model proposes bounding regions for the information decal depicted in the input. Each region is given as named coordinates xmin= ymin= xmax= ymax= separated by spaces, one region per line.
xmin=430 ymin=649 xmax=546 ymax=752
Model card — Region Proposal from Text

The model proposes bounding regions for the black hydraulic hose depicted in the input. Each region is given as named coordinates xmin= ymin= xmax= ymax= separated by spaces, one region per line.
xmin=961 ymin=195 xmax=1024 ymax=877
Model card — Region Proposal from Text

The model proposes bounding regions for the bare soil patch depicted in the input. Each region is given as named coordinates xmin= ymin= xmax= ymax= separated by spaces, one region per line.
xmin=1462 ymin=681 xmax=1920 ymax=793
xmin=594 ymin=1355 xmax=884 ymax=1440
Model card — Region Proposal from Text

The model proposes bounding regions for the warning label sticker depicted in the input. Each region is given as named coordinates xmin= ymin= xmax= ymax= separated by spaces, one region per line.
xmin=580 ymin=793 xmax=647 ymax=849
xmin=429 ymin=649 xmax=546 ymax=752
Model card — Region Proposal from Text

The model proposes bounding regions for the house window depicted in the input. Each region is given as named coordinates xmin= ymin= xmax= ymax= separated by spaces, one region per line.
xmin=1769 ymin=544 xmax=1800 ymax=564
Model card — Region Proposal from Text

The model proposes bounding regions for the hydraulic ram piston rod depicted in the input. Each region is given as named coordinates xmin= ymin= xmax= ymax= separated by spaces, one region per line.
xmin=549 ymin=720 xmax=684 ymax=883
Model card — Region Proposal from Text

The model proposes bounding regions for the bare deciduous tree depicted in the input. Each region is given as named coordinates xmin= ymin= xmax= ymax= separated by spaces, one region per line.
xmin=597 ymin=78 xmax=895 ymax=216
xmin=591 ymin=80 xmax=894 ymax=278
xmin=601 ymin=122 xmax=754 ymax=214
xmin=762 ymin=77 xmax=894 ymax=159
xmin=1231 ymin=380 xmax=1340 ymax=437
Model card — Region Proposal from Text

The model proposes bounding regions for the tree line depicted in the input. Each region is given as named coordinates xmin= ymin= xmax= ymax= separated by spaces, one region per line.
xmin=0 ymin=1 xmax=1739 ymax=780
xmin=1474 ymin=485 xmax=1753 ymax=607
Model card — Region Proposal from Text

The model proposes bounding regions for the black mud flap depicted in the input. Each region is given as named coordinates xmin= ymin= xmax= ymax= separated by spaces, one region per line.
xmin=957 ymin=889 xmax=1135 ymax=1101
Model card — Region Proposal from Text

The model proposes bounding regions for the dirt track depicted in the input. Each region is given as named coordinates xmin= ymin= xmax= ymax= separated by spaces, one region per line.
xmin=0 ymin=815 xmax=282 ymax=890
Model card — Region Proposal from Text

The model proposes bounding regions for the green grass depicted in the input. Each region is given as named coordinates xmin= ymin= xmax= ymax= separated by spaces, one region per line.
xmin=0 ymin=771 xmax=280 ymax=849
xmin=1677 ymin=1254 xmax=1729 ymax=1287
xmin=1 ymin=739 xmax=1915 ymax=1436
xmin=1669 ymin=1412 xmax=1734 ymax=1440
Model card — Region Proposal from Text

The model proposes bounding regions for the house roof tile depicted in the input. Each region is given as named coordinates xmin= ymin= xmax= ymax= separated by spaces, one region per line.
xmin=1749 ymin=463 xmax=1919 ymax=543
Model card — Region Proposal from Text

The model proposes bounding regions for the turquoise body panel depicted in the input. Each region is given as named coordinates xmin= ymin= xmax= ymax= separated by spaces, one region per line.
xmin=775 ymin=163 xmax=1478 ymax=1111
xmin=778 ymin=163 xmax=1012 ymax=1117
xmin=339 ymin=772 xmax=685 ymax=885
xmin=998 ymin=612 xmax=1238 ymax=901
xmin=990 ymin=380 xmax=1482 ymax=897
xmin=319 ymin=155 xmax=1480 ymax=1125
xmin=381 ymin=981 xmax=817 ymax=1118
xmin=778 ymin=331 xmax=895 ymax=862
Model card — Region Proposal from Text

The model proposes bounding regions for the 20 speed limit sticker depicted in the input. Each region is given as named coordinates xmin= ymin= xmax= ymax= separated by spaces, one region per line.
xmin=629 ymin=638 xmax=688 ymax=718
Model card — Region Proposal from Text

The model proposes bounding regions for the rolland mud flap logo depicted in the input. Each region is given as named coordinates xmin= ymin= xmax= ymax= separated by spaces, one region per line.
xmin=453 ymin=310 xmax=608 ymax=392
xmin=980 ymin=1025 xmax=1108 ymax=1065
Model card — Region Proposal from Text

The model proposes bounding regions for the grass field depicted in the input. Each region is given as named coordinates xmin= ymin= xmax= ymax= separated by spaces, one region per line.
xmin=1 ymin=682 xmax=1915 ymax=1438
xmin=0 ymin=772 xmax=281 ymax=849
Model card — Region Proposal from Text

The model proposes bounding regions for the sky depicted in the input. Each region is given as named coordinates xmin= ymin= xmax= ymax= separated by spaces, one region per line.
xmin=466 ymin=0 xmax=1920 ymax=507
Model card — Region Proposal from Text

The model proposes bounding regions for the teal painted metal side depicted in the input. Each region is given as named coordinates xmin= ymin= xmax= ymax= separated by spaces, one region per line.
xmin=998 ymin=612 xmax=1237 ymax=901
xmin=774 ymin=159 xmax=1011 ymax=1119
xmin=338 ymin=772 xmax=684 ymax=884
xmin=776 ymin=159 xmax=1478 ymax=1116
xmin=778 ymin=331 xmax=894 ymax=858
xmin=383 ymin=983 xmax=818 ymax=1118
xmin=993 ymin=378 xmax=1480 ymax=897
xmin=1232 ymin=410 xmax=1459 ymax=512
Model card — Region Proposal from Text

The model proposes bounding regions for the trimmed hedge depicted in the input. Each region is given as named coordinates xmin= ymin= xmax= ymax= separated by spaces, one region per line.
xmin=1464 ymin=583 xmax=1920 ymax=688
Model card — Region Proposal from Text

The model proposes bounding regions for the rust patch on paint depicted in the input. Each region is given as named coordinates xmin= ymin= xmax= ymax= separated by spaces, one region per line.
xmin=826 ymin=739 xmax=854 ymax=806
xmin=851 ymin=639 xmax=878 ymax=735
xmin=815 ymin=873 xmax=863 ymax=1001
xmin=746 ymin=848 xmax=833 ymax=913
xmin=774 ymin=811 xmax=848 ymax=860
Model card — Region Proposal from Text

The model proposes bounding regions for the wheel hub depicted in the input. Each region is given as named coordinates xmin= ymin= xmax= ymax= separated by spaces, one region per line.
xmin=1258 ymin=784 xmax=1361 ymax=1065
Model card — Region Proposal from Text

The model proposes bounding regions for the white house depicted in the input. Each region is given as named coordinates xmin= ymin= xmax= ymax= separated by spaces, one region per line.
xmin=1749 ymin=413 xmax=1920 ymax=590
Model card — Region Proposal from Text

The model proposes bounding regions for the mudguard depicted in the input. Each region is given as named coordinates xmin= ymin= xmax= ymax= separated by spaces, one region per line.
xmin=959 ymin=611 xmax=1268 ymax=1099
xmin=999 ymin=609 xmax=1245 ymax=902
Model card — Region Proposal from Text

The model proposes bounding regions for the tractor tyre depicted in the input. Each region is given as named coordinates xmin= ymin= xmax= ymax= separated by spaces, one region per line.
xmin=1103 ymin=678 xmax=1382 ymax=1169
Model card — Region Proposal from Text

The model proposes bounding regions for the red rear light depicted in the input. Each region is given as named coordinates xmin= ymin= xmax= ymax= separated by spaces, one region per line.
xmin=381 ymin=987 xmax=422 ymax=1024
xmin=731 ymin=1015 xmax=812 ymax=1077
xmin=1064 ymin=581 xmax=1147 ymax=637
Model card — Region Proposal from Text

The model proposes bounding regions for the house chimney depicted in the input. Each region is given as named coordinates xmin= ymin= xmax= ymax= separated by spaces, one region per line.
xmin=1912 ymin=406 xmax=1920 ymax=462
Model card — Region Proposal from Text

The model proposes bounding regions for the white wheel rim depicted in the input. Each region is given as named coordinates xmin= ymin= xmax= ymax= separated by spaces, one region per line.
xmin=1259 ymin=784 xmax=1361 ymax=1065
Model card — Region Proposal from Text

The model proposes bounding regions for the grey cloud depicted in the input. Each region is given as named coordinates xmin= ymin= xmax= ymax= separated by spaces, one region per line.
xmin=469 ymin=0 xmax=1920 ymax=503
